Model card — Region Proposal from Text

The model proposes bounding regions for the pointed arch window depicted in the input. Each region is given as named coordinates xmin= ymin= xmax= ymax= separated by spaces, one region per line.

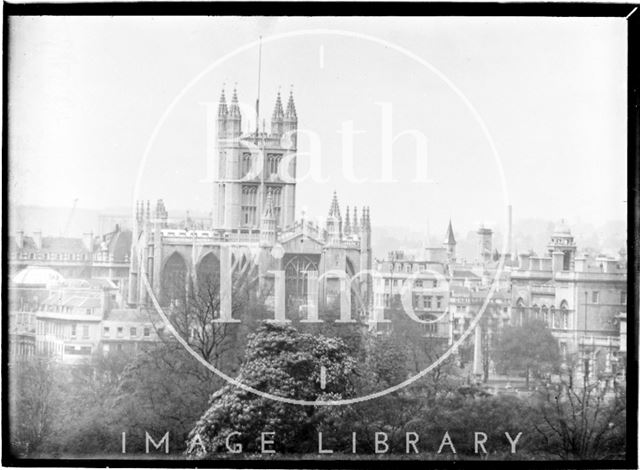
xmin=284 ymin=255 xmax=319 ymax=302
xmin=241 ymin=185 xmax=258 ymax=227
xmin=532 ymin=304 xmax=540 ymax=320
xmin=266 ymin=186 xmax=282 ymax=227
xmin=241 ymin=153 xmax=253 ymax=178
xmin=560 ymin=300 xmax=569 ymax=329
xmin=267 ymin=153 xmax=282 ymax=178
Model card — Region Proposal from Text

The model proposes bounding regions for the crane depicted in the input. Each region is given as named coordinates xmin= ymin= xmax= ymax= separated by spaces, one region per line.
xmin=62 ymin=198 xmax=78 ymax=236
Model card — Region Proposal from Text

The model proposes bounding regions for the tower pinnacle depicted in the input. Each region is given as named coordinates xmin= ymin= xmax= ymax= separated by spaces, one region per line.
xmin=218 ymin=88 xmax=228 ymax=117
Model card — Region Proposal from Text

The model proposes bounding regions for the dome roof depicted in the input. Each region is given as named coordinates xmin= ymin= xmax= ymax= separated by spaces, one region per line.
xmin=553 ymin=220 xmax=572 ymax=236
xmin=12 ymin=266 xmax=65 ymax=287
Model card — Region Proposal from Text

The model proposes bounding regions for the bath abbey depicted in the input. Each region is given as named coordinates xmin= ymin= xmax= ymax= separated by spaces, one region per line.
xmin=9 ymin=87 xmax=627 ymax=388
xmin=126 ymin=87 xmax=373 ymax=320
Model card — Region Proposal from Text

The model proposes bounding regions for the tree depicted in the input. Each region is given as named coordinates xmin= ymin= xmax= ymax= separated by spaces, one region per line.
xmin=9 ymin=357 xmax=60 ymax=456
xmin=185 ymin=323 xmax=357 ymax=457
xmin=494 ymin=319 xmax=560 ymax=388
xmin=531 ymin=357 xmax=626 ymax=459
xmin=111 ymin=341 xmax=223 ymax=453
xmin=167 ymin=256 xmax=270 ymax=370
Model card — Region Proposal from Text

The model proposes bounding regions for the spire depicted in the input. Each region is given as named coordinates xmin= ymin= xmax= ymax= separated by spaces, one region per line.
xmin=218 ymin=88 xmax=228 ymax=117
xmin=229 ymin=87 xmax=241 ymax=118
xmin=344 ymin=206 xmax=351 ymax=235
xmin=272 ymin=90 xmax=284 ymax=121
xmin=285 ymin=88 xmax=297 ymax=121
xmin=328 ymin=191 xmax=341 ymax=219
xmin=444 ymin=219 xmax=456 ymax=245
xmin=353 ymin=207 xmax=359 ymax=233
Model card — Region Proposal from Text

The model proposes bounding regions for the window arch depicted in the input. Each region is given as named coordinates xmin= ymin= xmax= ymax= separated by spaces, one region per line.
xmin=196 ymin=252 xmax=220 ymax=296
xmin=161 ymin=252 xmax=187 ymax=307
xmin=532 ymin=304 xmax=540 ymax=320
xmin=541 ymin=305 xmax=549 ymax=326
xmin=560 ymin=300 xmax=569 ymax=329
xmin=515 ymin=298 xmax=525 ymax=325
xmin=285 ymin=255 xmax=319 ymax=303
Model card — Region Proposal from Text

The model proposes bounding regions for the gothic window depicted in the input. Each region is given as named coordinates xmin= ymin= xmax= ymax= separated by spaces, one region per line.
xmin=532 ymin=304 xmax=540 ymax=320
xmin=241 ymin=153 xmax=253 ymax=178
xmin=266 ymin=186 xmax=282 ymax=226
xmin=284 ymin=255 xmax=319 ymax=302
xmin=542 ymin=305 xmax=549 ymax=326
xmin=161 ymin=252 xmax=187 ymax=307
xmin=560 ymin=300 xmax=569 ymax=329
xmin=241 ymin=185 xmax=258 ymax=227
xmin=196 ymin=253 xmax=220 ymax=295
xmin=550 ymin=306 xmax=557 ymax=328
xmin=267 ymin=153 xmax=282 ymax=178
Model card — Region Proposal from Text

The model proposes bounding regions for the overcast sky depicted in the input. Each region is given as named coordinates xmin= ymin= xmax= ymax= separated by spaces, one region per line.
xmin=8 ymin=16 xmax=627 ymax=236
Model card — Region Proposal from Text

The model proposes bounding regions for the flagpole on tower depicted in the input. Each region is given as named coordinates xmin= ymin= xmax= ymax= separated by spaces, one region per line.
xmin=255 ymin=36 xmax=262 ymax=139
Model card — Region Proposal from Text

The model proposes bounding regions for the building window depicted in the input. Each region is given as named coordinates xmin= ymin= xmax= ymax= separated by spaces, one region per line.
xmin=592 ymin=291 xmax=599 ymax=304
xmin=542 ymin=305 xmax=549 ymax=326
xmin=130 ymin=327 xmax=137 ymax=337
xmin=71 ymin=324 xmax=77 ymax=338
xmin=82 ymin=325 xmax=89 ymax=339
xmin=117 ymin=327 xmax=124 ymax=338
xmin=432 ymin=280 xmax=438 ymax=288
xmin=241 ymin=153 xmax=253 ymax=178
xmin=266 ymin=187 xmax=282 ymax=226
xmin=144 ymin=327 xmax=150 ymax=337
xmin=415 ymin=280 xmax=423 ymax=288
xmin=267 ymin=153 xmax=282 ymax=178
xmin=86 ymin=308 xmax=92 ymax=315
xmin=621 ymin=291 xmax=626 ymax=305
xmin=241 ymin=185 xmax=258 ymax=227
xmin=426 ymin=296 xmax=433 ymax=309
xmin=436 ymin=296 xmax=442 ymax=309
xmin=560 ymin=301 xmax=569 ymax=329
xmin=103 ymin=327 xmax=110 ymax=337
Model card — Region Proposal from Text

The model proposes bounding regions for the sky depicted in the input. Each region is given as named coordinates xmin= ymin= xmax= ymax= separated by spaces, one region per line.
xmin=8 ymin=16 xmax=627 ymax=238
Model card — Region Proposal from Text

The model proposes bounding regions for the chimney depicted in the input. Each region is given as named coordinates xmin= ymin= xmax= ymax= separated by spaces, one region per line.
xmin=540 ymin=257 xmax=552 ymax=271
xmin=83 ymin=232 xmax=94 ymax=252
xmin=518 ymin=253 xmax=530 ymax=270
xmin=551 ymin=251 xmax=564 ymax=273
xmin=33 ymin=231 xmax=42 ymax=250
xmin=16 ymin=231 xmax=24 ymax=249
xmin=596 ymin=257 xmax=617 ymax=273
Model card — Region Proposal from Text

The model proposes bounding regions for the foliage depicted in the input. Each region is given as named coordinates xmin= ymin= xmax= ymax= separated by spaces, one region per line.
xmin=185 ymin=323 xmax=357 ymax=457
xmin=494 ymin=319 xmax=560 ymax=387
xmin=9 ymin=357 xmax=60 ymax=456
xmin=531 ymin=358 xmax=626 ymax=459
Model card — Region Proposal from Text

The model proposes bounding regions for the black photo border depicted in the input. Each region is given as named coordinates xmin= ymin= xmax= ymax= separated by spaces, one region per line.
xmin=2 ymin=2 xmax=638 ymax=469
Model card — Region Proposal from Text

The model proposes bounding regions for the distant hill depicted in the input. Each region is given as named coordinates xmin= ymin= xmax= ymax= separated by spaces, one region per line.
xmin=10 ymin=205 xmax=625 ymax=260
xmin=371 ymin=219 xmax=626 ymax=262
